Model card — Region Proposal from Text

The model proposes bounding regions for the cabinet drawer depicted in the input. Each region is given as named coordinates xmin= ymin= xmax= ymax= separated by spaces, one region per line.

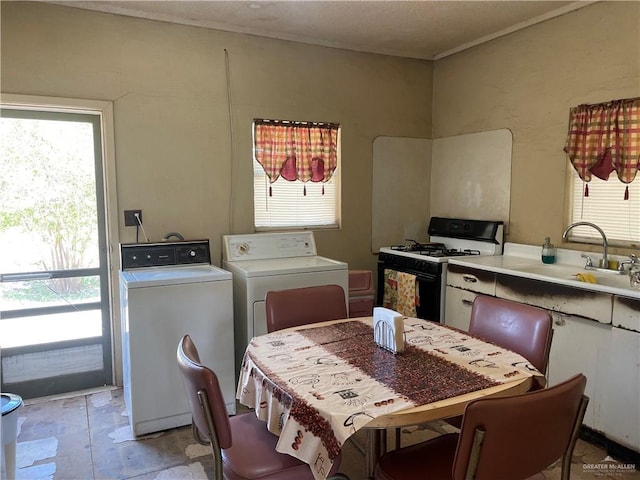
xmin=444 ymin=286 xmax=477 ymax=331
xmin=496 ymin=274 xmax=612 ymax=323
xmin=446 ymin=264 xmax=496 ymax=295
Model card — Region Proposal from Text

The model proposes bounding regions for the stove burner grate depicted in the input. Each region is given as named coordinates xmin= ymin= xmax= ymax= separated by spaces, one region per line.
xmin=389 ymin=244 xmax=482 ymax=258
xmin=390 ymin=241 xmax=445 ymax=253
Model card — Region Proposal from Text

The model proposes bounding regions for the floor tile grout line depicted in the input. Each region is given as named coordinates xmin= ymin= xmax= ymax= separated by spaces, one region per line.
xmin=84 ymin=393 xmax=97 ymax=480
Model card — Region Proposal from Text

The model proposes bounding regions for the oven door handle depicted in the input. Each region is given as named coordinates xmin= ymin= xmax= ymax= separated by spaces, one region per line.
xmin=379 ymin=267 xmax=438 ymax=282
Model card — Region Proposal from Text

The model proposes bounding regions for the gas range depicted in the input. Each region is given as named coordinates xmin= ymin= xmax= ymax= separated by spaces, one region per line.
xmin=380 ymin=244 xmax=484 ymax=262
xmin=380 ymin=217 xmax=504 ymax=263
xmin=377 ymin=217 xmax=504 ymax=322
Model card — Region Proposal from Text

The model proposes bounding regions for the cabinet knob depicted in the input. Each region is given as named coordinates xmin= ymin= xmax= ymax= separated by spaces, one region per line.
xmin=462 ymin=274 xmax=478 ymax=283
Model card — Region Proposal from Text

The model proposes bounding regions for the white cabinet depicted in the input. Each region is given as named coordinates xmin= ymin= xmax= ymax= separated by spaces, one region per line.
xmin=548 ymin=312 xmax=610 ymax=433
xmin=603 ymin=327 xmax=640 ymax=450
xmin=444 ymin=264 xmax=496 ymax=330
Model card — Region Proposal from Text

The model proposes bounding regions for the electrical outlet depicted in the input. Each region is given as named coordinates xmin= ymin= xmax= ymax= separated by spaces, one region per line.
xmin=124 ymin=209 xmax=142 ymax=226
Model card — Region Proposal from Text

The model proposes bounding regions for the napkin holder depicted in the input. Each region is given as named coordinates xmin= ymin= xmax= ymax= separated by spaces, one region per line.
xmin=373 ymin=307 xmax=405 ymax=354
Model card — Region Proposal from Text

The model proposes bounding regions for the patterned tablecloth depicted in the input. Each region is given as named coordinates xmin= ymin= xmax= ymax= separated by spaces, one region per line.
xmin=236 ymin=317 xmax=543 ymax=480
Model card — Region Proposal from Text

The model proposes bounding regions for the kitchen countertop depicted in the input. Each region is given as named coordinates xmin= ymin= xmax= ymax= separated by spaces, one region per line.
xmin=448 ymin=243 xmax=640 ymax=300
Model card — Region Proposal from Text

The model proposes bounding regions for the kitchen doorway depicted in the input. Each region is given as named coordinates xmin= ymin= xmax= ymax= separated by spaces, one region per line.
xmin=0 ymin=106 xmax=113 ymax=398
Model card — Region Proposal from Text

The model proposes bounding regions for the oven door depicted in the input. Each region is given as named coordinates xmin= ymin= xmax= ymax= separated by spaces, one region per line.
xmin=376 ymin=260 xmax=443 ymax=322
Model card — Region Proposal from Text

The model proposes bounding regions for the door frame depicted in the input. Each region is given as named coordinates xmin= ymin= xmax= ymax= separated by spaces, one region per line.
xmin=1 ymin=93 xmax=122 ymax=389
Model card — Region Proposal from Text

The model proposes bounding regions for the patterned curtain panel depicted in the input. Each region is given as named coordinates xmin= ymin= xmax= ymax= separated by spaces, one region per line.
xmin=254 ymin=120 xmax=339 ymax=195
xmin=564 ymin=98 xmax=640 ymax=199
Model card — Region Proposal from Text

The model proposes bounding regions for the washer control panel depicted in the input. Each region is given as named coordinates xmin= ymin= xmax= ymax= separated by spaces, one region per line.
xmin=121 ymin=240 xmax=211 ymax=269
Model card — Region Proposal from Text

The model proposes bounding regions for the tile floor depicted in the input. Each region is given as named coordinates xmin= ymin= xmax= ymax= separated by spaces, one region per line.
xmin=9 ymin=387 xmax=639 ymax=480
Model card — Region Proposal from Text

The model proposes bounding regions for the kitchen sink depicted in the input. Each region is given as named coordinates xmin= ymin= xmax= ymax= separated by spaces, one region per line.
xmin=514 ymin=264 xmax=581 ymax=277
xmin=511 ymin=263 xmax=633 ymax=290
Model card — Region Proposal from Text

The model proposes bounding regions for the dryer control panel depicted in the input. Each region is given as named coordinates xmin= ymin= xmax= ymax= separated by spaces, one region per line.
xmin=121 ymin=240 xmax=211 ymax=269
xmin=222 ymin=232 xmax=317 ymax=262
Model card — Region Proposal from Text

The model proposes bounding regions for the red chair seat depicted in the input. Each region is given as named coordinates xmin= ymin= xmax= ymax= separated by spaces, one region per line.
xmin=223 ymin=413 xmax=314 ymax=479
xmin=375 ymin=374 xmax=588 ymax=480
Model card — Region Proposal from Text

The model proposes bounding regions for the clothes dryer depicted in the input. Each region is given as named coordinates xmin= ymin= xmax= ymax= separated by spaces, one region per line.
xmin=222 ymin=232 xmax=348 ymax=375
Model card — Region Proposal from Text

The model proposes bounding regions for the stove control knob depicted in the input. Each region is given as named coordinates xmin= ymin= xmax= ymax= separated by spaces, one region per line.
xmin=188 ymin=250 xmax=197 ymax=258
xmin=146 ymin=254 xmax=152 ymax=260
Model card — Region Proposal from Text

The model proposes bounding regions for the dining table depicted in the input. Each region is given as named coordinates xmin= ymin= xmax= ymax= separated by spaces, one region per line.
xmin=236 ymin=316 xmax=546 ymax=480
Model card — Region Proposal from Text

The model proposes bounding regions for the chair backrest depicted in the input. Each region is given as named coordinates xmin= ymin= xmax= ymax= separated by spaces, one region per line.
xmin=265 ymin=284 xmax=348 ymax=333
xmin=453 ymin=374 xmax=588 ymax=480
xmin=469 ymin=295 xmax=553 ymax=374
xmin=177 ymin=335 xmax=232 ymax=449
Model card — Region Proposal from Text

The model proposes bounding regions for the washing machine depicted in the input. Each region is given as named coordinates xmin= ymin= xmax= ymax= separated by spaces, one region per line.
xmin=222 ymin=232 xmax=348 ymax=375
xmin=119 ymin=240 xmax=235 ymax=437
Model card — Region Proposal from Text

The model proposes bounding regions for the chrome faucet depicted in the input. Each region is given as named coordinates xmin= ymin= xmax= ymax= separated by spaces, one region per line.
xmin=562 ymin=222 xmax=609 ymax=269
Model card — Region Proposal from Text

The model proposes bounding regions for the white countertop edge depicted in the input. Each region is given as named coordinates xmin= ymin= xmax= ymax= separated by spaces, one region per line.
xmin=448 ymin=243 xmax=640 ymax=300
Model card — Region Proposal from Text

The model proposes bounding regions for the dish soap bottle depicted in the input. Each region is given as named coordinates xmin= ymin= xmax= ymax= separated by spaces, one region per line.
xmin=542 ymin=237 xmax=556 ymax=264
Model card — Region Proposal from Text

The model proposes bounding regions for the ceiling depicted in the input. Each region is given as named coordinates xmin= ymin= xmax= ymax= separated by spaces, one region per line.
xmin=45 ymin=1 xmax=595 ymax=60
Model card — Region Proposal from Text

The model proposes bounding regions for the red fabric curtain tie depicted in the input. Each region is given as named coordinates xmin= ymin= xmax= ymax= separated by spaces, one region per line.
xmin=589 ymin=149 xmax=615 ymax=180
xmin=281 ymin=156 xmax=298 ymax=181
xmin=310 ymin=158 xmax=325 ymax=182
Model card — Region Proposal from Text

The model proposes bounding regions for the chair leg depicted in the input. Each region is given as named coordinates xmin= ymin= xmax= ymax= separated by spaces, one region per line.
xmin=198 ymin=390 xmax=224 ymax=480
xmin=463 ymin=428 xmax=486 ymax=480
xmin=561 ymin=395 xmax=589 ymax=480
xmin=394 ymin=427 xmax=401 ymax=449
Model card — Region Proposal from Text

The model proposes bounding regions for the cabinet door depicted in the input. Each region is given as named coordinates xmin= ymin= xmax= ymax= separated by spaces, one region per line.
xmin=548 ymin=313 xmax=610 ymax=433
xmin=603 ymin=327 xmax=640 ymax=451
xmin=612 ymin=295 xmax=640 ymax=332
xmin=444 ymin=287 xmax=477 ymax=331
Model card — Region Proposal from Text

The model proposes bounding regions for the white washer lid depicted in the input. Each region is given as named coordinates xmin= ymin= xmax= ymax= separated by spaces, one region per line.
xmin=224 ymin=256 xmax=347 ymax=277
xmin=120 ymin=265 xmax=231 ymax=288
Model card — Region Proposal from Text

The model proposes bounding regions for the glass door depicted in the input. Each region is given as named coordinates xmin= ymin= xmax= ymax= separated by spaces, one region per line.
xmin=0 ymin=108 xmax=112 ymax=398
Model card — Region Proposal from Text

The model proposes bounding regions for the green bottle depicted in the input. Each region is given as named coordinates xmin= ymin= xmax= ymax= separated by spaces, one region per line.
xmin=542 ymin=237 xmax=556 ymax=264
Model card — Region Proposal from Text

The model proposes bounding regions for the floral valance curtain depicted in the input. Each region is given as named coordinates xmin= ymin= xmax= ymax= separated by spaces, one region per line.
xmin=254 ymin=119 xmax=339 ymax=195
xmin=564 ymin=97 xmax=640 ymax=199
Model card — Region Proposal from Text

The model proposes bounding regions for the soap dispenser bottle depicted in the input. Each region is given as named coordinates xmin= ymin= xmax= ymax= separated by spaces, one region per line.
xmin=542 ymin=237 xmax=556 ymax=264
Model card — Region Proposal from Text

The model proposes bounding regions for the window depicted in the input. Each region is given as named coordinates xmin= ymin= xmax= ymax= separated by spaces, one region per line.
xmin=252 ymin=120 xmax=340 ymax=230
xmin=568 ymin=172 xmax=640 ymax=245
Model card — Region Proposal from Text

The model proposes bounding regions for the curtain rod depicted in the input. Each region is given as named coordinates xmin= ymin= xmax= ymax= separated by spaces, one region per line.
xmin=577 ymin=96 xmax=640 ymax=108
xmin=254 ymin=118 xmax=339 ymax=129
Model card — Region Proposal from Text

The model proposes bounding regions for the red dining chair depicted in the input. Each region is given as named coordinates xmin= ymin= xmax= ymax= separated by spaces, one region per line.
xmin=375 ymin=373 xmax=589 ymax=480
xmin=177 ymin=335 xmax=349 ymax=480
xmin=438 ymin=295 xmax=553 ymax=433
xmin=265 ymin=284 xmax=348 ymax=333
xmin=469 ymin=295 xmax=553 ymax=375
